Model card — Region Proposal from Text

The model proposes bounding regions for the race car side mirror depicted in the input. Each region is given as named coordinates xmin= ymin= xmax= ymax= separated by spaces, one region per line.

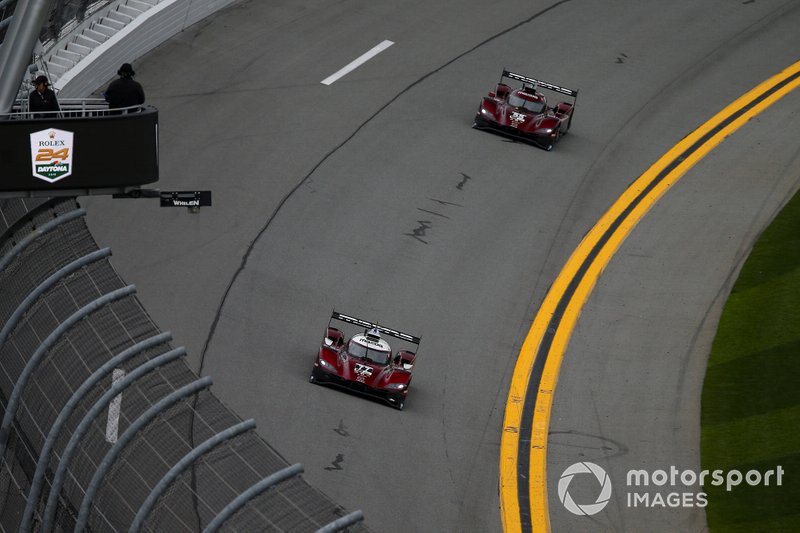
xmin=325 ymin=327 xmax=344 ymax=348
xmin=488 ymin=91 xmax=496 ymax=98
xmin=394 ymin=350 xmax=415 ymax=369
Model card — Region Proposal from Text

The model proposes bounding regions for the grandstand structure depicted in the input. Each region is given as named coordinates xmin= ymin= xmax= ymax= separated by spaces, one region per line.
xmin=0 ymin=2 xmax=366 ymax=531
xmin=1 ymin=0 xmax=240 ymax=99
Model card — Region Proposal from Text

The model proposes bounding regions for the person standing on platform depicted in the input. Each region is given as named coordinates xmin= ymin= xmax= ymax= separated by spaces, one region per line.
xmin=28 ymin=75 xmax=60 ymax=118
xmin=104 ymin=63 xmax=145 ymax=111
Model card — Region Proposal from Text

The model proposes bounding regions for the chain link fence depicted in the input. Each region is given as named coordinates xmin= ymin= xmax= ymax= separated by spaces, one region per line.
xmin=0 ymin=197 xmax=367 ymax=532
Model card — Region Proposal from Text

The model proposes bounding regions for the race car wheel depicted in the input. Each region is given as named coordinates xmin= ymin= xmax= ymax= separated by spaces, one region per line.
xmin=391 ymin=395 xmax=405 ymax=410
xmin=309 ymin=367 xmax=324 ymax=384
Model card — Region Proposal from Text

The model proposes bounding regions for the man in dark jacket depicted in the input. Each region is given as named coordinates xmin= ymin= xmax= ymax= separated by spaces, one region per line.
xmin=104 ymin=63 xmax=145 ymax=111
xmin=28 ymin=75 xmax=60 ymax=118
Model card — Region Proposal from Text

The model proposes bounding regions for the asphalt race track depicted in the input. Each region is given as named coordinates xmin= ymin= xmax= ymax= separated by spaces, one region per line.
xmin=81 ymin=1 xmax=800 ymax=531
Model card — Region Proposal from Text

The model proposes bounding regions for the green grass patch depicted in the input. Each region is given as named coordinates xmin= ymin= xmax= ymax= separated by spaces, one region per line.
xmin=702 ymin=189 xmax=800 ymax=532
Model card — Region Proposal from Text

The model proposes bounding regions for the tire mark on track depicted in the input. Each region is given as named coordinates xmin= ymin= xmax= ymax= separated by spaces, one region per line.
xmin=196 ymin=0 xmax=574 ymax=375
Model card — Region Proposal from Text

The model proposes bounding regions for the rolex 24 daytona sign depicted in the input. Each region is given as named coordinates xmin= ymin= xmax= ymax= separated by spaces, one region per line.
xmin=30 ymin=128 xmax=74 ymax=182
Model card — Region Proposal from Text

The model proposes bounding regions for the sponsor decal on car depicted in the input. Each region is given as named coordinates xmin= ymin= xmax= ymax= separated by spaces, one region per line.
xmin=510 ymin=111 xmax=526 ymax=127
xmin=354 ymin=363 xmax=373 ymax=382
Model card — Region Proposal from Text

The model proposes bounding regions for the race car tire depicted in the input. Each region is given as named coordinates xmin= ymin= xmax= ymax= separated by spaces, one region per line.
xmin=391 ymin=395 xmax=405 ymax=410
xmin=544 ymin=130 xmax=562 ymax=151
xmin=473 ymin=114 xmax=490 ymax=129
xmin=309 ymin=367 xmax=326 ymax=384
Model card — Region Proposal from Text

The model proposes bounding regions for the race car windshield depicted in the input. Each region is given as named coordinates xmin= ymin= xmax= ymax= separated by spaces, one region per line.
xmin=508 ymin=94 xmax=545 ymax=114
xmin=348 ymin=341 xmax=390 ymax=365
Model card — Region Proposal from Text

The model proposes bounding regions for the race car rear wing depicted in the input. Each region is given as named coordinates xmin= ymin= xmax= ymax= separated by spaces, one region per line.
xmin=330 ymin=311 xmax=421 ymax=346
xmin=501 ymin=70 xmax=579 ymax=100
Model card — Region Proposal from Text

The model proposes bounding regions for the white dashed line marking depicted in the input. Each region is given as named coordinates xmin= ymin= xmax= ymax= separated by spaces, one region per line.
xmin=321 ymin=40 xmax=394 ymax=85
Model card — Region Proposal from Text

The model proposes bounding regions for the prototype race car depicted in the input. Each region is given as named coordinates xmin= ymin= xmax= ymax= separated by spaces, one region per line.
xmin=473 ymin=70 xmax=578 ymax=151
xmin=309 ymin=311 xmax=421 ymax=410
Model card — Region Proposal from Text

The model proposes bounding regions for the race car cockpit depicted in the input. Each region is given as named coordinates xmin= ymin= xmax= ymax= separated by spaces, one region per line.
xmin=508 ymin=93 xmax=547 ymax=114
xmin=348 ymin=329 xmax=392 ymax=365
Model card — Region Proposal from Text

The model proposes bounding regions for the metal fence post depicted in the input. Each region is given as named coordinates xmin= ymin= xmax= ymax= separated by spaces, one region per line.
xmin=0 ymin=247 xmax=111 ymax=351
xmin=0 ymin=284 xmax=136 ymax=457
xmin=75 ymin=377 xmax=213 ymax=532
xmin=129 ymin=418 xmax=256 ymax=533
xmin=0 ymin=208 xmax=86 ymax=273
xmin=0 ymin=0 xmax=51 ymax=113
xmin=202 ymin=464 xmax=304 ymax=533
xmin=316 ymin=510 xmax=366 ymax=533
xmin=19 ymin=331 xmax=172 ymax=533
xmin=41 ymin=347 xmax=187 ymax=532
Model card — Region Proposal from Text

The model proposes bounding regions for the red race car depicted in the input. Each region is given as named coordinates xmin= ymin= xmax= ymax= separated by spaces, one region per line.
xmin=473 ymin=70 xmax=578 ymax=151
xmin=309 ymin=311 xmax=421 ymax=410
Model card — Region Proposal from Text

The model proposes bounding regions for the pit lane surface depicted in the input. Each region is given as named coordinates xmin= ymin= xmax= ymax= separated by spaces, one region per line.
xmin=80 ymin=1 xmax=800 ymax=531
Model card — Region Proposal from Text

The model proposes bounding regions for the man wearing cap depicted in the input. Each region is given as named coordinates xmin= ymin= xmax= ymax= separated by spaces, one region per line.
xmin=28 ymin=75 xmax=60 ymax=118
xmin=103 ymin=63 xmax=145 ymax=111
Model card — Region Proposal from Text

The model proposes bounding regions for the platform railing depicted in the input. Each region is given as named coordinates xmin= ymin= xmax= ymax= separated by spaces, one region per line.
xmin=2 ymin=97 xmax=144 ymax=119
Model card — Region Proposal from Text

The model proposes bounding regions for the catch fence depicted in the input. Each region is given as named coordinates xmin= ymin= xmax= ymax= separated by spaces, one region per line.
xmin=0 ymin=197 xmax=366 ymax=532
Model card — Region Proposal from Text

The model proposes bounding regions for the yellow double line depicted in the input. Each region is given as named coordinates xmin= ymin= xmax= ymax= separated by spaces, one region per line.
xmin=499 ymin=59 xmax=800 ymax=533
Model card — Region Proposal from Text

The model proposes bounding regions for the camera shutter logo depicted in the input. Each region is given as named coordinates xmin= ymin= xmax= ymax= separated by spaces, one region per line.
xmin=29 ymin=128 xmax=74 ymax=183
xmin=558 ymin=462 xmax=613 ymax=516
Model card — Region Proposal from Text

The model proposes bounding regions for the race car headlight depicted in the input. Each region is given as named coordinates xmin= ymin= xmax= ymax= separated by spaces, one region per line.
xmin=541 ymin=128 xmax=554 ymax=134
xmin=319 ymin=359 xmax=335 ymax=370
xmin=385 ymin=383 xmax=406 ymax=390
xmin=480 ymin=108 xmax=491 ymax=116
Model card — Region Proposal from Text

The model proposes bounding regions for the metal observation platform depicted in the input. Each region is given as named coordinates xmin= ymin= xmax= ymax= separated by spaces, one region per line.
xmin=0 ymin=99 xmax=158 ymax=198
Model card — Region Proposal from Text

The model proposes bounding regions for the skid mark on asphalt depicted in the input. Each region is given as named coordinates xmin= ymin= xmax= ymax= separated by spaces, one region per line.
xmin=405 ymin=196 xmax=465 ymax=244
xmin=334 ymin=420 xmax=350 ymax=437
xmin=405 ymin=176 xmax=473 ymax=244
xmin=417 ymin=208 xmax=451 ymax=219
xmin=430 ymin=198 xmax=463 ymax=207
xmin=195 ymin=0 xmax=576 ymax=375
xmin=325 ymin=453 xmax=345 ymax=471
xmin=405 ymin=221 xmax=434 ymax=244
xmin=548 ymin=430 xmax=628 ymax=460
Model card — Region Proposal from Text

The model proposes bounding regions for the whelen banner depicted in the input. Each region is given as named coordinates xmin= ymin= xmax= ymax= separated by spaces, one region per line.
xmin=1 ymin=106 xmax=158 ymax=194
